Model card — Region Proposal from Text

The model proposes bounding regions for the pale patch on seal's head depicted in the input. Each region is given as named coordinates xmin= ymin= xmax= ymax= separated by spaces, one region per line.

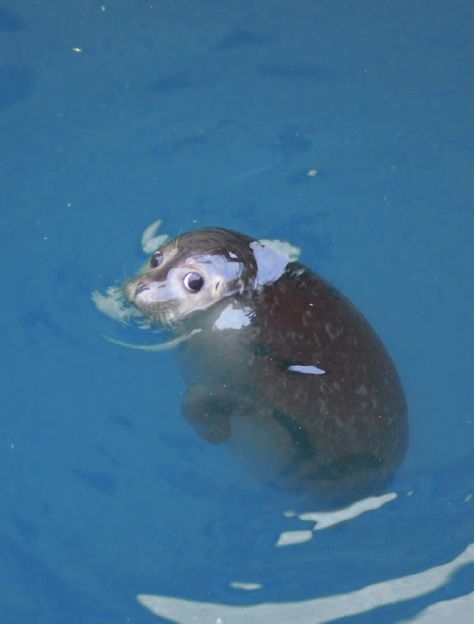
xmin=123 ymin=228 xmax=259 ymax=327
xmin=250 ymin=238 xmax=300 ymax=286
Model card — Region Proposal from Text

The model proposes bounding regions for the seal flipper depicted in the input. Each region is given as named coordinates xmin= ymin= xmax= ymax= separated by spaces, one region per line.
xmin=181 ymin=384 xmax=232 ymax=444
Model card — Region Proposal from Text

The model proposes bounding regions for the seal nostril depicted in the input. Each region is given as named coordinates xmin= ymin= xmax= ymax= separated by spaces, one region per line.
xmin=135 ymin=282 xmax=149 ymax=295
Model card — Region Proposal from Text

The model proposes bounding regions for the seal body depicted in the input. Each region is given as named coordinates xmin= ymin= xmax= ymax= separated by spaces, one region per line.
xmin=124 ymin=227 xmax=408 ymax=501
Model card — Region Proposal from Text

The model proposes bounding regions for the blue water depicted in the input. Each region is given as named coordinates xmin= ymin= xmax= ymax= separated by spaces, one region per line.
xmin=1 ymin=1 xmax=473 ymax=622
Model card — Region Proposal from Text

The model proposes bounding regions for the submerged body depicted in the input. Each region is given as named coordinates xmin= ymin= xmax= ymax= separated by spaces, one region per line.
xmin=123 ymin=227 xmax=408 ymax=501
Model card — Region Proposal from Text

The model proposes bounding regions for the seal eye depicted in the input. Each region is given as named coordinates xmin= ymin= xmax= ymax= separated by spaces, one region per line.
xmin=150 ymin=250 xmax=163 ymax=268
xmin=183 ymin=272 xmax=204 ymax=293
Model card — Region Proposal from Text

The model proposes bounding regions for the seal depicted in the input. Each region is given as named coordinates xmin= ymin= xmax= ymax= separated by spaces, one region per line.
xmin=116 ymin=225 xmax=408 ymax=501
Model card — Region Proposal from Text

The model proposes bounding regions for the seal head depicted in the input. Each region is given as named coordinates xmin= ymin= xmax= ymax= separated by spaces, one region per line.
xmin=124 ymin=228 xmax=258 ymax=328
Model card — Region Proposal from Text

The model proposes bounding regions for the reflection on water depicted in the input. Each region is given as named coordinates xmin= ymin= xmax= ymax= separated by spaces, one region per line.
xmin=400 ymin=591 xmax=474 ymax=623
xmin=137 ymin=543 xmax=474 ymax=623
xmin=228 ymin=581 xmax=262 ymax=592
xmin=276 ymin=491 xmax=397 ymax=546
